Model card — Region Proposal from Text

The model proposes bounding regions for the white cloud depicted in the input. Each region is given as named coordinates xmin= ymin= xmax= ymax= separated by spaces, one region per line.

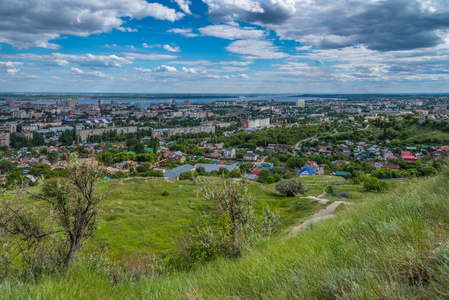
xmin=123 ymin=53 xmax=178 ymax=60
xmin=1 ymin=53 xmax=132 ymax=68
xmin=198 ymin=25 xmax=265 ymax=40
xmin=167 ymin=28 xmax=199 ymax=37
xmin=117 ymin=27 xmax=138 ymax=33
xmin=231 ymin=74 xmax=249 ymax=78
xmin=6 ymin=68 xmax=20 ymax=75
xmin=163 ymin=44 xmax=181 ymax=52
xmin=226 ymin=40 xmax=288 ymax=59
xmin=71 ymin=67 xmax=112 ymax=78
xmin=134 ymin=67 xmax=152 ymax=72
xmin=174 ymin=0 xmax=192 ymax=14
xmin=142 ymin=43 xmax=161 ymax=48
xmin=0 ymin=61 xmax=23 ymax=68
xmin=0 ymin=0 xmax=184 ymax=49
xmin=154 ymin=65 xmax=178 ymax=72
xmin=203 ymin=0 xmax=264 ymax=17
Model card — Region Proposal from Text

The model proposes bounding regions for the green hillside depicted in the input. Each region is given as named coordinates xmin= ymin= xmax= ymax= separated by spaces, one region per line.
xmin=3 ymin=173 xmax=449 ymax=299
xmin=89 ymin=177 xmax=323 ymax=259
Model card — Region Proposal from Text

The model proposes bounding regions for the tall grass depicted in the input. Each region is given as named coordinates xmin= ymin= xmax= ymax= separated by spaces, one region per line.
xmin=2 ymin=171 xmax=449 ymax=299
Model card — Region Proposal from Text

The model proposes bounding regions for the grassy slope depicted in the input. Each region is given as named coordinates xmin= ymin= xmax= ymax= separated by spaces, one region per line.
xmin=3 ymin=174 xmax=449 ymax=299
xmin=406 ymin=125 xmax=449 ymax=143
xmin=89 ymin=177 xmax=321 ymax=259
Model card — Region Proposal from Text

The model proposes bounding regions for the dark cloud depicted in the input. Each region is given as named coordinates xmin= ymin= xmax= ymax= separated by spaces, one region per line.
xmin=203 ymin=0 xmax=449 ymax=51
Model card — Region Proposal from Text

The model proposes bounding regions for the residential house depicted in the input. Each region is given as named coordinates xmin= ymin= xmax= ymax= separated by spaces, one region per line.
xmin=298 ymin=167 xmax=316 ymax=177
xmin=244 ymin=153 xmax=259 ymax=161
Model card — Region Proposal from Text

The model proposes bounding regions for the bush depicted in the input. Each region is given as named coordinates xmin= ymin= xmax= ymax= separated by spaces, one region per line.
xmin=275 ymin=178 xmax=308 ymax=197
xmin=363 ymin=177 xmax=388 ymax=192
xmin=161 ymin=191 xmax=169 ymax=196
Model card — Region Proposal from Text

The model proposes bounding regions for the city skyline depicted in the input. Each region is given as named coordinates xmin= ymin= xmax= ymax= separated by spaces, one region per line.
xmin=0 ymin=0 xmax=449 ymax=93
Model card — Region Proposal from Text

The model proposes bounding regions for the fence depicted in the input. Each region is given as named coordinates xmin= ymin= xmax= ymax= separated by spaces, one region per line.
xmin=330 ymin=181 xmax=350 ymax=198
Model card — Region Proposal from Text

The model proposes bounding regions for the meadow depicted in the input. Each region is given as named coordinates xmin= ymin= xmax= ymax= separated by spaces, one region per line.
xmin=89 ymin=177 xmax=323 ymax=260
xmin=3 ymin=173 xmax=448 ymax=299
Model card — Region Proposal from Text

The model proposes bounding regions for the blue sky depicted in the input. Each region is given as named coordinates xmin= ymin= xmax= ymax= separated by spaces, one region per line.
xmin=0 ymin=0 xmax=449 ymax=93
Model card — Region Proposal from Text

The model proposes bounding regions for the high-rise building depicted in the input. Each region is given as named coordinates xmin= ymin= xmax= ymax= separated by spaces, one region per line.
xmin=296 ymin=99 xmax=305 ymax=108
xmin=98 ymin=100 xmax=104 ymax=105
xmin=172 ymin=99 xmax=176 ymax=105
xmin=60 ymin=99 xmax=77 ymax=108
xmin=184 ymin=99 xmax=191 ymax=105
xmin=134 ymin=101 xmax=151 ymax=109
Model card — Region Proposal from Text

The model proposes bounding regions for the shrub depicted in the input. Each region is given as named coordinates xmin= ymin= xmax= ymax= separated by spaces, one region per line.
xmin=275 ymin=178 xmax=308 ymax=197
xmin=363 ymin=177 xmax=388 ymax=192
xmin=161 ymin=191 xmax=169 ymax=196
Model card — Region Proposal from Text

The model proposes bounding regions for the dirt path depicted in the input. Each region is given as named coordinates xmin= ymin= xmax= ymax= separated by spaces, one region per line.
xmin=290 ymin=201 xmax=347 ymax=234
xmin=290 ymin=193 xmax=353 ymax=234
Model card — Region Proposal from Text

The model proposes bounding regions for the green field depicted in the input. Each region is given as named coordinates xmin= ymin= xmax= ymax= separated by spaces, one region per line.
xmin=89 ymin=177 xmax=323 ymax=260
xmin=3 ymin=170 xmax=449 ymax=299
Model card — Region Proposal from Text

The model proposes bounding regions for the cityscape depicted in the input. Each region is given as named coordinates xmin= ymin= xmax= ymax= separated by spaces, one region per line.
xmin=1 ymin=0 xmax=449 ymax=298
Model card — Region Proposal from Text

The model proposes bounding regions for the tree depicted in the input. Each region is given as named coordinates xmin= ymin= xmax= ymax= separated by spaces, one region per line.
xmin=275 ymin=178 xmax=308 ymax=197
xmin=47 ymin=151 xmax=59 ymax=164
xmin=363 ymin=177 xmax=388 ymax=192
xmin=174 ymin=178 xmax=280 ymax=269
xmin=270 ymin=157 xmax=281 ymax=167
xmin=0 ymin=160 xmax=16 ymax=174
xmin=3 ymin=154 xmax=107 ymax=269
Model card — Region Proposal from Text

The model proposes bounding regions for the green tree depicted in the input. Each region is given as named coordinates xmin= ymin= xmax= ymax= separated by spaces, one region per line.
xmin=3 ymin=153 xmax=107 ymax=269
xmin=47 ymin=151 xmax=59 ymax=164
xmin=275 ymin=178 xmax=308 ymax=197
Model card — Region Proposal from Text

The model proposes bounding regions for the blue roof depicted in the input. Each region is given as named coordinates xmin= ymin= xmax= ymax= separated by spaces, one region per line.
xmin=195 ymin=163 xmax=236 ymax=173
xmin=245 ymin=174 xmax=258 ymax=180
xmin=298 ymin=167 xmax=316 ymax=175
xmin=163 ymin=164 xmax=194 ymax=180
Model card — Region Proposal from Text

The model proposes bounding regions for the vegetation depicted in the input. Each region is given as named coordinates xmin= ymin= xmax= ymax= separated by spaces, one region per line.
xmin=173 ymin=178 xmax=279 ymax=269
xmin=275 ymin=178 xmax=308 ymax=197
xmin=2 ymin=167 xmax=449 ymax=298
xmin=1 ymin=154 xmax=107 ymax=272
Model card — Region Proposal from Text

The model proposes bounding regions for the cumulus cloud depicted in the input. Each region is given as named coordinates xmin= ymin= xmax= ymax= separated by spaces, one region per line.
xmin=174 ymin=0 xmax=192 ymax=14
xmin=154 ymin=65 xmax=178 ymax=72
xmin=0 ymin=0 xmax=184 ymax=49
xmin=226 ymin=39 xmax=288 ymax=59
xmin=167 ymin=28 xmax=199 ymax=37
xmin=198 ymin=25 xmax=265 ymax=40
xmin=163 ymin=44 xmax=181 ymax=52
xmin=71 ymin=67 xmax=112 ymax=79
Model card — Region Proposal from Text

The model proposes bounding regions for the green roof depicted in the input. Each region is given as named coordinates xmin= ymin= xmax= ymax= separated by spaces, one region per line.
xmin=145 ymin=148 xmax=154 ymax=152
xmin=335 ymin=171 xmax=350 ymax=177
xmin=127 ymin=151 xmax=136 ymax=155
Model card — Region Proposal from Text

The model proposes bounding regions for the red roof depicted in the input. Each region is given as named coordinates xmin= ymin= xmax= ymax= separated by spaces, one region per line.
xmin=401 ymin=151 xmax=412 ymax=156
xmin=403 ymin=155 xmax=418 ymax=161
xmin=251 ymin=170 xmax=260 ymax=175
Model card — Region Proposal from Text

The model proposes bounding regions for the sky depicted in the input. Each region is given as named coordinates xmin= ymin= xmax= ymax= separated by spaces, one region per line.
xmin=0 ymin=0 xmax=449 ymax=94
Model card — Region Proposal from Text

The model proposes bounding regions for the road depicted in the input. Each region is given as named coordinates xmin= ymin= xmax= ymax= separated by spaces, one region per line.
xmin=293 ymin=124 xmax=370 ymax=149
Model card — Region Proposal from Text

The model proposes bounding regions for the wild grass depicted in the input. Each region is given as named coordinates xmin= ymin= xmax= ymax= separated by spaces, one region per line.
xmin=88 ymin=177 xmax=321 ymax=260
xmin=3 ymin=173 xmax=449 ymax=299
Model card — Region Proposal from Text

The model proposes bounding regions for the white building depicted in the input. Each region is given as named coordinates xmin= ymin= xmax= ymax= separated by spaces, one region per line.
xmin=296 ymin=99 xmax=305 ymax=108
